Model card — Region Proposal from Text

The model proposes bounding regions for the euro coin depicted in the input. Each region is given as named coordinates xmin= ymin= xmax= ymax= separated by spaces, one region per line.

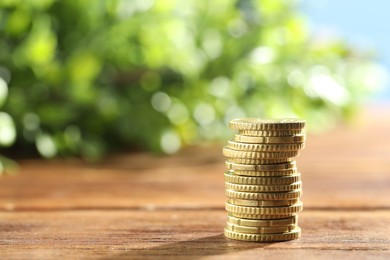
xmin=223 ymin=147 xmax=300 ymax=159
xmin=224 ymin=227 xmax=301 ymax=241
xmin=225 ymin=189 xmax=302 ymax=200
xmin=225 ymin=202 xmax=303 ymax=215
xmin=227 ymin=157 xmax=291 ymax=165
xmin=225 ymin=222 xmax=297 ymax=234
xmin=234 ymin=134 xmax=305 ymax=144
xmin=227 ymin=140 xmax=305 ymax=152
xmin=238 ymin=129 xmax=305 ymax=137
xmin=225 ymin=181 xmax=302 ymax=192
xmin=229 ymin=212 xmax=298 ymax=219
xmin=229 ymin=118 xmax=305 ymax=131
xmin=227 ymin=198 xmax=299 ymax=207
xmin=226 ymin=169 xmax=298 ymax=177
xmin=225 ymin=161 xmax=296 ymax=171
xmin=227 ymin=214 xmax=298 ymax=227
xmin=224 ymin=172 xmax=301 ymax=185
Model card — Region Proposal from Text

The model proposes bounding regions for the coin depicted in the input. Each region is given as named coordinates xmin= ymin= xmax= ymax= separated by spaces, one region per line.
xmin=225 ymin=222 xmax=297 ymax=234
xmin=239 ymin=129 xmax=305 ymax=137
xmin=229 ymin=212 xmax=298 ymax=219
xmin=225 ymin=161 xmax=296 ymax=171
xmin=234 ymin=134 xmax=305 ymax=144
xmin=227 ymin=198 xmax=300 ymax=207
xmin=225 ymin=181 xmax=302 ymax=192
xmin=229 ymin=118 xmax=305 ymax=131
xmin=227 ymin=169 xmax=298 ymax=177
xmin=225 ymin=202 xmax=303 ymax=215
xmin=227 ymin=140 xmax=305 ymax=152
xmin=224 ymin=227 xmax=301 ymax=242
xmin=227 ymin=157 xmax=291 ymax=165
xmin=223 ymin=147 xmax=300 ymax=159
xmin=227 ymin=214 xmax=298 ymax=227
xmin=224 ymin=172 xmax=301 ymax=185
xmin=225 ymin=189 xmax=302 ymax=200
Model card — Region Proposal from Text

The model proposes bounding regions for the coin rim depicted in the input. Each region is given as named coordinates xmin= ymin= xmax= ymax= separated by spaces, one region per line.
xmin=227 ymin=140 xmax=305 ymax=152
xmin=227 ymin=158 xmax=292 ymax=164
xmin=229 ymin=118 xmax=306 ymax=131
xmin=229 ymin=212 xmax=299 ymax=219
xmin=227 ymin=214 xmax=298 ymax=227
xmin=225 ymin=201 xmax=303 ymax=215
xmin=225 ymin=161 xmax=296 ymax=171
xmin=223 ymin=147 xmax=300 ymax=159
xmin=238 ymin=129 xmax=305 ymax=137
xmin=224 ymin=172 xmax=301 ymax=185
xmin=225 ymin=189 xmax=303 ymax=200
xmin=227 ymin=169 xmax=298 ymax=177
xmin=227 ymin=198 xmax=300 ymax=207
xmin=234 ymin=134 xmax=306 ymax=144
xmin=225 ymin=181 xmax=302 ymax=192
xmin=225 ymin=222 xmax=297 ymax=234
xmin=224 ymin=226 xmax=301 ymax=241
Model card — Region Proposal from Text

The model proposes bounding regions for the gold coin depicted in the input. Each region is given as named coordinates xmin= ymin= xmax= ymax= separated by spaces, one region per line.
xmin=226 ymin=222 xmax=297 ymax=234
xmin=225 ymin=161 xmax=296 ymax=171
xmin=225 ymin=181 xmax=302 ymax=192
xmin=226 ymin=189 xmax=302 ymax=200
xmin=227 ymin=214 xmax=298 ymax=227
xmin=224 ymin=227 xmax=301 ymax=242
xmin=227 ymin=157 xmax=291 ymax=165
xmin=224 ymin=172 xmax=301 ymax=185
xmin=229 ymin=118 xmax=305 ymax=131
xmin=226 ymin=202 xmax=303 ymax=215
xmin=227 ymin=140 xmax=305 ymax=152
xmin=229 ymin=212 xmax=297 ymax=219
xmin=227 ymin=198 xmax=300 ymax=207
xmin=239 ymin=129 xmax=305 ymax=137
xmin=234 ymin=134 xmax=305 ymax=144
xmin=223 ymin=147 xmax=300 ymax=159
xmin=227 ymin=169 xmax=297 ymax=177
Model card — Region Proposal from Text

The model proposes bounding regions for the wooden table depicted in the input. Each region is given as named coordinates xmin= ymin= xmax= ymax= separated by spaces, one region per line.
xmin=1 ymin=107 xmax=390 ymax=259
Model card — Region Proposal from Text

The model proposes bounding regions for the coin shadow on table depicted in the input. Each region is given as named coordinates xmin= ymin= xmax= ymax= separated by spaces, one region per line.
xmin=110 ymin=233 xmax=276 ymax=259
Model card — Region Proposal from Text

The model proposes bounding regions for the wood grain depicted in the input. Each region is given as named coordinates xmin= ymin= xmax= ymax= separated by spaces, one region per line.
xmin=1 ymin=210 xmax=389 ymax=259
xmin=0 ymin=105 xmax=390 ymax=259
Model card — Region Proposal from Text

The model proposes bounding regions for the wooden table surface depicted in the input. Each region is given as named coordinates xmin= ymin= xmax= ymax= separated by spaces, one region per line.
xmin=1 ymin=107 xmax=390 ymax=259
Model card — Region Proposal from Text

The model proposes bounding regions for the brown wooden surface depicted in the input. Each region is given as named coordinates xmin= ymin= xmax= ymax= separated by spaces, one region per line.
xmin=1 ymin=106 xmax=390 ymax=259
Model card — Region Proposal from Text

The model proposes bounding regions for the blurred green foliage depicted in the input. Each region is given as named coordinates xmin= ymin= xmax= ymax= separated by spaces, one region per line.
xmin=0 ymin=0 xmax=386 ymax=163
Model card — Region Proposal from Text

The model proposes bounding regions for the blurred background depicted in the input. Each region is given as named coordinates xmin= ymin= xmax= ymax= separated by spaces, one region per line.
xmin=0 ymin=0 xmax=388 ymax=172
xmin=302 ymin=0 xmax=390 ymax=100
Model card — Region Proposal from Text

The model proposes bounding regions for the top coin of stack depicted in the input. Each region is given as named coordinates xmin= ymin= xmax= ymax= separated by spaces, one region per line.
xmin=223 ymin=118 xmax=306 ymax=242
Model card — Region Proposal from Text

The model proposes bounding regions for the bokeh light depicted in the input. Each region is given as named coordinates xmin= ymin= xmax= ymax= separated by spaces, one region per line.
xmin=0 ymin=0 xmax=387 ymax=165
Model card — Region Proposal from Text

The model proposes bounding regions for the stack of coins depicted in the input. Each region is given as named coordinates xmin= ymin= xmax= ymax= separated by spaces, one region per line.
xmin=223 ymin=119 xmax=306 ymax=242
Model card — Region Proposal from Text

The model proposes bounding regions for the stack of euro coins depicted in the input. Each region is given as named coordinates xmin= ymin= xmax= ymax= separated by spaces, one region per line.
xmin=223 ymin=119 xmax=306 ymax=242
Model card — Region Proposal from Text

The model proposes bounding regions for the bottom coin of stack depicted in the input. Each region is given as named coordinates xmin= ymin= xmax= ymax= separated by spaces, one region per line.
xmin=223 ymin=119 xmax=306 ymax=242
